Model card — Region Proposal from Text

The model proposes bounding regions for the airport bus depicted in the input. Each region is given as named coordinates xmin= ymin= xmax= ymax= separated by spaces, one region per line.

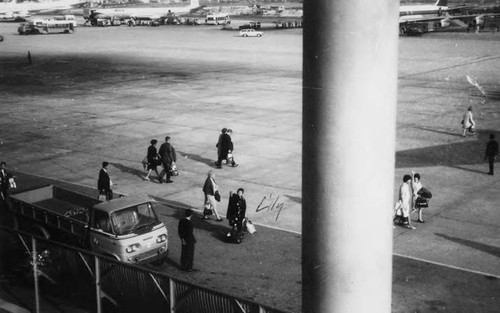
xmin=18 ymin=17 xmax=76 ymax=34
xmin=205 ymin=13 xmax=230 ymax=25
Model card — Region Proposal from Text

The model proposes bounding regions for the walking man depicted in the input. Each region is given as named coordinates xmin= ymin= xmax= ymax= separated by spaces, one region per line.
xmin=97 ymin=161 xmax=113 ymax=200
xmin=159 ymin=136 xmax=177 ymax=183
xmin=484 ymin=133 xmax=498 ymax=175
xmin=178 ymin=209 xmax=196 ymax=272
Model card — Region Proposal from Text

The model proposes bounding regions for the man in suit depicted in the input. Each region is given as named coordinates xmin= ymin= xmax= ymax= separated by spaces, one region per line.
xmin=484 ymin=133 xmax=499 ymax=175
xmin=178 ymin=209 xmax=197 ymax=272
xmin=159 ymin=136 xmax=177 ymax=183
xmin=97 ymin=161 xmax=113 ymax=200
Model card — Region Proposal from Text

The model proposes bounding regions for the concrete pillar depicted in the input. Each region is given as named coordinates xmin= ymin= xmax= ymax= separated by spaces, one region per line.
xmin=302 ymin=1 xmax=399 ymax=312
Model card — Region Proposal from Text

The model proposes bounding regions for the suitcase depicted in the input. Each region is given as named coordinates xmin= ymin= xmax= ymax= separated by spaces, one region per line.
xmin=226 ymin=223 xmax=244 ymax=244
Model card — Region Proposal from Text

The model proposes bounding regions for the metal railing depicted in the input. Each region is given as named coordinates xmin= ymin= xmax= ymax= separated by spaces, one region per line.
xmin=0 ymin=225 xmax=292 ymax=313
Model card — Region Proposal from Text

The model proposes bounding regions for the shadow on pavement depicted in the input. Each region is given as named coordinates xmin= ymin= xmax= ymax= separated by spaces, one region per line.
xmin=178 ymin=151 xmax=215 ymax=167
xmin=111 ymin=162 xmax=145 ymax=180
xmin=396 ymin=129 xmax=498 ymax=172
xmin=435 ymin=233 xmax=500 ymax=259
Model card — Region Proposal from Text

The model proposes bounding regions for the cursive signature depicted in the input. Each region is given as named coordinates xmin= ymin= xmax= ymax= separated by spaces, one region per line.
xmin=255 ymin=193 xmax=284 ymax=222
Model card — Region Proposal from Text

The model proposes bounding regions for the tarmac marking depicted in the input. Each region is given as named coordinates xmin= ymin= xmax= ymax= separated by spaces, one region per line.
xmin=393 ymin=252 xmax=500 ymax=279
xmin=400 ymin=54 xmax=500 ymax=79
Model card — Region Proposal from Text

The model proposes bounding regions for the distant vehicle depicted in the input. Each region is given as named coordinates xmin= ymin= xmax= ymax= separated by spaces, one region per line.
xmin=239 ymin=21 xmax=261 ymax=30
xmin=128 ymin=17 xmax=160 ymax=27
xmin=161 ymin=15 xmax=181 ymax=25
xmin=52 ymin=14 xmax=77 ymax=27
xmin=18 ymin=18 xmax=75 ymax=35
xmin=0 ymin=11 xmax=30 ymax=22
xmin=83 ymin=0 xmax=200 ymax=26
xmin=185 ymin=18 xmax=201 ymax=25
xmin=239 ymin=28 xmax=263 ymax=37
xmin=205 ymin=13 xmax=230 ymax=25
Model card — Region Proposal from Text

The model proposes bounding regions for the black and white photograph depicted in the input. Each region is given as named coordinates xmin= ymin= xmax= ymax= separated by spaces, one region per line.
xmin=0 ymin=0 xmax=499 ymax=312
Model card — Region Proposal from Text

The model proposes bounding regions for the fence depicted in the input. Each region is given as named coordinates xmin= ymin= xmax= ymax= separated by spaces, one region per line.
xmin=0 ymin=226 xmax=292 ymax=313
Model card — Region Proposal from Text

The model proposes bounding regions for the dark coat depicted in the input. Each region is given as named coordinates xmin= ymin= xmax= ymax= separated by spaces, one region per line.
xmin=202 ymin=176 xmax=215 ymax=196
xmin=178 ymin=217 xmax=196 ymax=270
xmin=485 ymin=139 xmax=499 ymax=157
xmin=226 ymin=193 xmax=246 ymax=224
xmin=216 ymin=133 xmax=233 ymax=159
xmin=159 ymin=142 xmax=177 ymax=166
xmin=178 ymin=218 xmax=196 ymax=244
xmin=97 ymin=168 xmax=111 ymax=192
xmin=147 ymin=145 xmax=159 ymax=169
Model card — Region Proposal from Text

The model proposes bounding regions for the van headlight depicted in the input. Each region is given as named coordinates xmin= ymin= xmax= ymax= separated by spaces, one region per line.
xmin=126 ymin=243 xmax=141 ymax=253
xmin=157 ymin=234 xmax=167 ymax=243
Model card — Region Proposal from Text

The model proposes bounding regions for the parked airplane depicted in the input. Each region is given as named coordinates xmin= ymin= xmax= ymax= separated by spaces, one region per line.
xmin=444 ymin=4 xmax=500 ymax=30
xmin=399 ymin=0 xmax=448 ymax=24
xmin=83 ymin=0 xmax=200 ymax=26
xmin=0 ymin=0 xmax=89 ymax=22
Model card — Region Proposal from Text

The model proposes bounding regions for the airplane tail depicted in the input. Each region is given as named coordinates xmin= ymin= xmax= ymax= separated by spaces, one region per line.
xmin=434 ymin=0 xmax=447 ymax=7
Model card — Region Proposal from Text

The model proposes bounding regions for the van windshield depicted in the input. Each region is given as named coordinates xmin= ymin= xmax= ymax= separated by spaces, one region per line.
xmin=110 ymin=202 xmax=159 ymax=235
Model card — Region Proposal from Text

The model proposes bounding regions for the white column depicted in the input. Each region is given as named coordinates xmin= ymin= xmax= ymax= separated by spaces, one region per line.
xmin=302 ymin=0 xmax=399 ymax=312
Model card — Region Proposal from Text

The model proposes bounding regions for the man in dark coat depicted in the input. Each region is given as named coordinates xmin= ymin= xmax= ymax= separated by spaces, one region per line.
xmin=178 ymin=209 xmax=196 ymax=272
xmin=484 ymin=133 xmax=499 ymax=175
xmin=159 ymin=136 xmax=177 ymax=183
xmin=97 ymin=161 xmax=113 ymax=200
xmin=215 ymin=128 xmax=233 ymax=168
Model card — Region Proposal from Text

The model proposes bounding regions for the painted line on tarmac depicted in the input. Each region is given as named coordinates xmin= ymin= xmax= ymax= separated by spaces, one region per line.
xmin=393 ymin=252 xmax=500 ymax=279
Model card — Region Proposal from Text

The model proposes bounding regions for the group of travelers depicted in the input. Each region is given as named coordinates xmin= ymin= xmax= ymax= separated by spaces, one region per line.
xmin=394 ymin=171 xmax=431 ymax=229
xmin=137 ymin=129 xmax=243 ymax=272
xmin=393 ymin=105 xmax=498 ymax=230
xmin=144 ymin=136 xmax=177 ymax=184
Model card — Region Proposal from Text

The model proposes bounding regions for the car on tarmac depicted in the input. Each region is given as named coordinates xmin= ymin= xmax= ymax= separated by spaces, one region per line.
xmin=239 ymin=29 xmax=263 ymax=37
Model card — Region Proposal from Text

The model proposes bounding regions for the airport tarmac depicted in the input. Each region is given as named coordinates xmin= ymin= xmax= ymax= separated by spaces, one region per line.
xmin=0 ymin=22 xmax=499 ymax=312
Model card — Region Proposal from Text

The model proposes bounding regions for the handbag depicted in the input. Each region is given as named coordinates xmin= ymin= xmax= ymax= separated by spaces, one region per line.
xmin=203 ymin=202 xmax=213 ymax=216
xmin=245 ymin=219 xmax=256 ymax=234
xmin=8 ymin=178 xmax=16 ymax=189
xmin=169 ymin=162 xmax=179 ymax=176
xmin=214 ymin=190 xmax=221 ymax=202
xmin=415 ymin=197 xmax=429 ymax=208
xmin=141 ymin=156 xmax=148 ymax=171
xmin=153 ymin=155 xmax=161 ymax=166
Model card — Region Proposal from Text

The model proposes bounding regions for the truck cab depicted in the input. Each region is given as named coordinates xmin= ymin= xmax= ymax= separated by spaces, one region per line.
xmin=89 ymin=197 xmax=168 ymax=263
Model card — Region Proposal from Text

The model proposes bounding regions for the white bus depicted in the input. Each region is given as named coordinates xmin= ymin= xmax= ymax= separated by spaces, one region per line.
xmin=18 ymin=18 xmax=75 ymax=34
xmin=205 ymin=13 xmax=230 ymax=25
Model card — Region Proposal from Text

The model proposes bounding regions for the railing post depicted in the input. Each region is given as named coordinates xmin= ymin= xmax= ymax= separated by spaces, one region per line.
xmin=169 ymin=278 xmax=175 ymax=313
xmin=31 ymin=237 xmax=40 ymax=313
xmin=95 ymin=256 xmax=102 ymax=313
